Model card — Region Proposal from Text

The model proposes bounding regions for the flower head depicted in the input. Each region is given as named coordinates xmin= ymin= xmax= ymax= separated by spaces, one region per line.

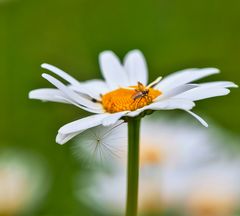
xmin=29 ymin=50 xmax=237 ymax=144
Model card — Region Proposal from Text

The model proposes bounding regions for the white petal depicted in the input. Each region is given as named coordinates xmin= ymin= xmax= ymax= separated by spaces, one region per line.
xmin=157 ymin=84 xmax=199 ymax=100
xmin=42 ymin=73 xmax=103 ymax=113
xmin=56 ymin=132 xmax=80 ymax=145
xmin=42 ymin=63 xmax=80 ymax=86
xmin=70 ymin=79 xmax=109 ymax=100
xmin=99 ymin=51 xmax=129 ymax=90
xmin=156 ymin=68 xmax=220 ymax=91
xmin=42 ymin=63 xmax=110 ymax=100
xmin=124 ymin=50 xmax=148 ymax=85
xmin=199 ymin=81 xmax=238 ymax=88
xmin=29 ymin=88 xmax=69 ymax=103
xmin=102 ymin=112 xmax=128 ymax=126
xmin=126 ymin=109 xmax=143 ymax=117
xmin=186 ymin=110 xmax=208 ymax=127
xmin=147 ymin=76 xmax=162 ymax=88
xmin=58 ymin=113 xmax=110 ymax=134
xmin=127 ymin=99 xmax=195 ymax=117
xmin=148 ymin=99 xmax=195 ymax=111
xmin=175 ymin=86 xmax=230 ymax=101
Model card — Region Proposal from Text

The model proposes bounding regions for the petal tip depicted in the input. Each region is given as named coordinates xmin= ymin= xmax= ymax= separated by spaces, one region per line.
xmin=203 ymin=67 xmax=220 ymax=74
xmin=211 ymin=67 xmax=220 ymax=72
xmin=125 ymin=49 xmax=145 ymax=62
xmin=28 ymin=91 xmax=34 ymax=99
xmin=41 ymin=63 xmax=49 ymax=69
xmin=232 ymin=83 xmax=239 ymax=88
xmin=56 ymin=133 xmax=66 ymax=145
xmin=99 ymin=50 xmax=115 ymax=58
xmin=127 ymin=49 xmax=143 ymax=55
xmin=225 ymin=88 xmax=231 ymax=95
xmin=41 ymin=73 xmax=48 ymax=79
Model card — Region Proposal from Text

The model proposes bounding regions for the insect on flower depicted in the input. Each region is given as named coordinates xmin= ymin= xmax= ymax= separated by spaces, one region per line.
xmin=131 ymin=82 xmax=151 ymax=109
xmin=131 ymin=77 xmax=162 ymax=106
xmin=117 ymin=77 xmax=162 ymax=111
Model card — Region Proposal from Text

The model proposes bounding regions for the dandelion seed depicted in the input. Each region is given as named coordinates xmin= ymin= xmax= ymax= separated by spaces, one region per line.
xmin=72 ymin=122 xmax=127 ymax=165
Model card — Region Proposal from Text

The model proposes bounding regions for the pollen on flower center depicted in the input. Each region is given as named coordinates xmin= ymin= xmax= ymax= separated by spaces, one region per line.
xmin=101 ymin=83 xmax=161 ymax=113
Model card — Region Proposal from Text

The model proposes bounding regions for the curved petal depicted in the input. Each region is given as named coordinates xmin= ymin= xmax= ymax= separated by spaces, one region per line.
xmin=56 ymin=113 xmax=128 ymax=144
xmin=42 ymin=63 xmax=109 ymax=100
xmin=58 ymin=113 xmax=110 ymax=134
xmin=42 ymin=63 xmax=80 ymax=86
xmin=156 ymin=84 xmax=199 ymax=100
xmin=124 ymin=50 xmax=148 ymax=85
xmin=29 ymin=88 xmax=69 ymax=103
xmin=156 ymin=68 xmax=220 ymax=91
xmin=70 ymin=79 xmax=109 ymax=100
xmin=42 ymin=73 xmax=103 ymax=113
xmin=149 ymin=99 xmax=195 ymax=110
xmin=198 ymin=81 xmax=238 ymax=88
xmin=185 ymin=110 xmax=208 ymax=127
xmin=56 ymin=113 xmax=111 ymax=144
xmin=99 ymin=51 xmax=129 ymax=90
xmin=102 ymin=111 xmax=128 ymax=126
xmin=174 ymin=86 xmax=230 ymax=101
xmin=56 ymin=131 xmax=81 ymax=145
xmin=127 ymin=99 xmax=195 ymax=117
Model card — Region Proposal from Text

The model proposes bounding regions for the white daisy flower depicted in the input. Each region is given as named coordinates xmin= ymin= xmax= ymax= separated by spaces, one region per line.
xmin=29 ymin=50 xmax=237 ymax=144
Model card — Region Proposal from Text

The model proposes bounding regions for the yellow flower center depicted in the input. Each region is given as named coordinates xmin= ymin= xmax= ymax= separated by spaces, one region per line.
xmin=101 ymin=82 xmax=161 ymax=113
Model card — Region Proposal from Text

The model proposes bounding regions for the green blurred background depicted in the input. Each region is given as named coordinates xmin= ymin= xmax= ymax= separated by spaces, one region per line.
xmin=0 ymin=0 xmax=239 ymax=215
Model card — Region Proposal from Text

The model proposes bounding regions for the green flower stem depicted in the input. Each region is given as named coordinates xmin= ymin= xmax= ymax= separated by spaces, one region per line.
xmin=126 ymin=118 xmax=141 ymax=216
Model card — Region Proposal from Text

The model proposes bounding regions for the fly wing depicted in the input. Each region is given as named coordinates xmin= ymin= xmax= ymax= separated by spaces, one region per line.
xmin=132 ymin=91 xmax=142 ymax=100
xmin=137 ymin=82 xmax=145 ymax=91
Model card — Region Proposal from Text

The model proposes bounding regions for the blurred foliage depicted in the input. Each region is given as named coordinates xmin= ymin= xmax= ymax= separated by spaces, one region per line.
xmin=0 ymin=0 xmax=239 ymax=215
